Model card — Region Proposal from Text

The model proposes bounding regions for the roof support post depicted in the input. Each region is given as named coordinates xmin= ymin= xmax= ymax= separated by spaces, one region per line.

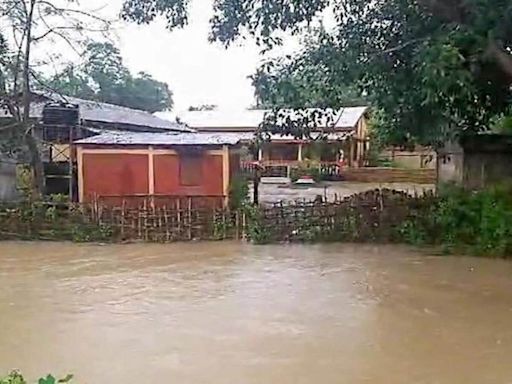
xmin=148 ymin=146 xmax=155 ymax=195
xmin=77 ymin=145 xmax=84 ymax=203
xmin=223 ymin=145 xmax=230 ymax=207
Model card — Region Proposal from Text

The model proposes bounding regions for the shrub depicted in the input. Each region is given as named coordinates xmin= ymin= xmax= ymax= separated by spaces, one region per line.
xmin=290 ymin=161 xmax=322 ymax=182
xmin=399 ymin=185 xmax=512 ymax=257
xmin=229 ymin=175 xmax=249 ymax=210
xmin=1 ymin=372 xmax=73 ymax=384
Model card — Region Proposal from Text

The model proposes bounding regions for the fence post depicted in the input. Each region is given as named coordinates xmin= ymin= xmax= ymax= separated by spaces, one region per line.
xmin=242 ymin=209 xmax=247 ymax=241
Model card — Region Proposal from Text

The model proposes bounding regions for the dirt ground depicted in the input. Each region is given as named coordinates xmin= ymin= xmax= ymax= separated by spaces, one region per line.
xmin=256 ymin=181 xmax=435 ymax=204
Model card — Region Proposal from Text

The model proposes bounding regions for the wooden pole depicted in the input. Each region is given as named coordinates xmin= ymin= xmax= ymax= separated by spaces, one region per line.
xmin=188 ymin=197 xmax=192 ymax=240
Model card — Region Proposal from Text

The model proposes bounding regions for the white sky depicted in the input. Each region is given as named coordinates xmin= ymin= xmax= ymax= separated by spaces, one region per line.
xmin=31 ymin=0 xmax=302 ymax=113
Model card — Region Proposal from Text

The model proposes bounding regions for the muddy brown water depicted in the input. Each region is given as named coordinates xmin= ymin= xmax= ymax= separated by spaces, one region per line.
xmin=0 ymin=242 xmax=511 ymax=383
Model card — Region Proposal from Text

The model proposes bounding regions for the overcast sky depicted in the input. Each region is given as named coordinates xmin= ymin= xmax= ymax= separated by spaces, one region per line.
xmin=35 ymin=0 xmax=302 ymax=113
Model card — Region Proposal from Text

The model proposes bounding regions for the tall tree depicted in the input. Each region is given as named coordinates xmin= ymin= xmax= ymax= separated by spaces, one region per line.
xmin=47 ymin=42 xmax=174 ymax=113
xmin=251 ymin=31 xmax=367 ymax=109
xmin=121 ymin=0 xmax=512 ymax=146
xmin=0 ymin=0 xmax=110 ymax=195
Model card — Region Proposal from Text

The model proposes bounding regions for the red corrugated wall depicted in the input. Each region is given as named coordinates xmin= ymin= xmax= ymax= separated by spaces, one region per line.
xmin=81 ymin=150 xmax=225 ymax=203
xmin=154 ymin=154 xmax=224 ymax=196
xmin=82 ymin=153 xmax=149 ymax=201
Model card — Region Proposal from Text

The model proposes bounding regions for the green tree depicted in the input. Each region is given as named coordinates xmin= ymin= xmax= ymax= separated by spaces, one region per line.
xmin=47 ymin=42 xmax=173 ymax=113
xmin=0 ymin=0 xmax=110 ymax=194
xmin=251 ymin=31 xmax=367 ymax=109
xmin=121 ymin=0 xmax=512 ymax=146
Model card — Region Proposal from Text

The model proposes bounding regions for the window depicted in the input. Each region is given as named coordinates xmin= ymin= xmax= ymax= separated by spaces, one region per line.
xmin=179 ymin=155 xmax=203 ymax=186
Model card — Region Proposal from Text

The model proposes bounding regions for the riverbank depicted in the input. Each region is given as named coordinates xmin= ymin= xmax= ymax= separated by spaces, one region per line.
xmin=0 ymin=189 xmax=432 ymax=244
xmin=1 ymin=186 xmax=511 ymax=257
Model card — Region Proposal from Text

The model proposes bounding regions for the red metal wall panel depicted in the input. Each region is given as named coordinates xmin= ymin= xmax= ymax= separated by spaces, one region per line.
xmin=82 ymin=153 xmax=149 ymax=201
xmin=154 ymin=153 xmax=224 ymax=196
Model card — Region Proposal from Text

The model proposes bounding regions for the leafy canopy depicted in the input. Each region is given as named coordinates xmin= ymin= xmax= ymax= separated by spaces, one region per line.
xmin=121 ymin=0 xmax=512 ymax=146
xmin=46 ymin=42 xmax=173 ymax=113
xmin=251 ymin=30 xmax=367 ymax=109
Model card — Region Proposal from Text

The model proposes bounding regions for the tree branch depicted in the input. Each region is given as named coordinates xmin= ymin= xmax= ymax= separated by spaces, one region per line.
xmin=379 ymin=38 xmax=428 ymax=55
xmin=37 ymin=0 xmax=112 ymax=25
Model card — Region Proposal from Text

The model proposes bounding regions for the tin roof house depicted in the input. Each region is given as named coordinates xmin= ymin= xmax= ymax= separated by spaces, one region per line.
xmin=159 ymin=107 xmax=370 ymax=179
xmin=1 ymin=93 xmax=242 ymax=206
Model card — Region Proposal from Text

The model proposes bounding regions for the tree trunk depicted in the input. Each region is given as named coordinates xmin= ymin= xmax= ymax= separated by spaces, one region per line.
xmin=22 ymin=0 xmax=45 ymax=197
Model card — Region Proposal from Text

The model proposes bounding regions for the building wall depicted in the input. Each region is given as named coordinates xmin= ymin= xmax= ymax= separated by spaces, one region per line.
xmin=437 ymin=142 xmax=464 ymax=185
xmin=78 ymin=146 xmax=230 ymax=203
xmin=82 ymin=153 xmax=149 ymax=198
xmin=463 ymin=152 xmax=512 ymax=189
xmin=153 ymin=153 xmax=224 ymax=196
xmin=348 ymin=116 xmax=370 ymax=167
xmin=381 ymin=148 xmax=437 ymax=169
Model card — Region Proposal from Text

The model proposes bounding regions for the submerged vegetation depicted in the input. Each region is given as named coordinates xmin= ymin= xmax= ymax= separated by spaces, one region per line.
xmin=400 ymin=185 xmax=512 ymax=257
xmin=1 ymin=186 xmax=512 ymax=258
xmin=0 ymin=201 xmax=114 ymax=243
xmin=0 ymin=372 xmax=73 ymax=384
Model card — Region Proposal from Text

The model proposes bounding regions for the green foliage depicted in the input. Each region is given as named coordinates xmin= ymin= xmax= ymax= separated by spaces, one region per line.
xmin=290 ymin=161 xmax=321 ymax=183
xmin=121 ymin=0 xmax=329 ymax=46
xmin=399 ymin=185 xmax=512 ymax=257
xmin=0 ymin=371 xmax=26 ymax=384
xmin=126 ymin=0 xmax=512 ymax=146
xmin=1 ymin=372 xmax=72 ymax=384
xmin=46 ymin=42 xmax=173 ymax=113
xmin=251 ymin=32 xmax=368 ymax=109
xmin=491 ymin=108 xmax=512 ymax=134
xmin=243 ymin=205 xmax=272 ymax=244
xmin=229 ymin=175 xmax=249 ymax=210
xmin=0 ymin=202 xmax=115 ymax=243
xmin=71 ymin=223 xmax=113 ymax=243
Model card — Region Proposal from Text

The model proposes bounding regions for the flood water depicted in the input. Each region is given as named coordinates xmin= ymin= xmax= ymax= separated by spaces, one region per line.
xmin=1 ymin=242 xmax=512 ymax=383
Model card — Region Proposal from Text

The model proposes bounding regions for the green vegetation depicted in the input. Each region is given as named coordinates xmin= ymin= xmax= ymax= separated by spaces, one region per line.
xmin=229 ymin=175 xmax=250 ymax=210
xmin=290 ymin=161 xmax=322 ymax=183
xmin=491 ymin=109 xmax=512 ymax=134
xmin=1 ymin=187 xmax=512 ymax=257
xmin=1 ymin=372 xmax=73 ymax=384
xmin=0 ymin=202 xmax=114 ymax=243
xmin=400 ymin=185 xmax=512 ymax=257
xmin=243 ymin=205 xmax=273 ymax=244
xmin=46 ymin=42 xmax=173 ymax=113
xmin=121 ymin=0 xmax=512 ymax=146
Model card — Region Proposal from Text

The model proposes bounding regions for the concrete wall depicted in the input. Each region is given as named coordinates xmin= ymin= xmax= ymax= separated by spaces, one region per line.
xmin=342 ymin=167 xmax=436 ymax=184
xmin=381 ymin=148 xmax=437 ymax=169
xmin=437 ymin=142 xmax=464 ymax=185
xmin=463 ymin=152 xmax=512 ymax=189
xmin=441 ymin=135 xmax=512 ymax=189
xmin=0 ymin=160 xmax=19 ymax=201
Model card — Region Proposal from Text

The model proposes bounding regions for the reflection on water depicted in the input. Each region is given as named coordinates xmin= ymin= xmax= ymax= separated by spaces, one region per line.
xmin=0 ymin=242 xmax=511 ymax=383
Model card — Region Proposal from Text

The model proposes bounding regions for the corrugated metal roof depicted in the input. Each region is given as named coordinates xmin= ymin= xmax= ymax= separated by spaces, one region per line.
xmin=160 ymin=107 xmax=368 ymax=130
xmin=75 ymin=130 xmax=241 ymax=146
xmin=194 ymin=131 xmax=354 ymax=142
xmin=0 ymin=91 xmax=192 ymax=132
